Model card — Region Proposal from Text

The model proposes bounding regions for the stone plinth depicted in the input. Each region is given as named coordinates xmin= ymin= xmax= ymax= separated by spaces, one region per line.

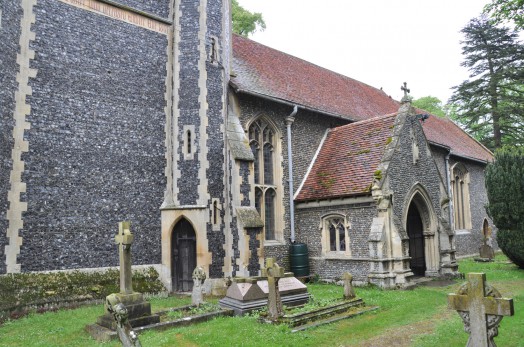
xmin=96 ymin=293 xmax=160 ymax=330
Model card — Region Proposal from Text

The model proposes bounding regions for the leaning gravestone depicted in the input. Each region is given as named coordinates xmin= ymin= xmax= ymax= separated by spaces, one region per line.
xmin=191 ymin=266 xmax=206 ymax=306
xmin=261 ymin=257 xmax=285 ymax=321
xmin=448 ymin=273 xmax=514 ymax=347
xmin=106 ymin=294 xmax=142 ymax=347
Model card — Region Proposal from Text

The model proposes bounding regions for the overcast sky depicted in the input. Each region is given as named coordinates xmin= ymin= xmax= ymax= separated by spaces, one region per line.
xmin=237 ymin=0 xmax=488 ymax=104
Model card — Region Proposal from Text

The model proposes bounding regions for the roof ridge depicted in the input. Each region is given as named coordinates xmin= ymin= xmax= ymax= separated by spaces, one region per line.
xmin=233 ymin=34 xmax=392 ymax=99
xmin=331 ymin=112 xmax=398 ymax=132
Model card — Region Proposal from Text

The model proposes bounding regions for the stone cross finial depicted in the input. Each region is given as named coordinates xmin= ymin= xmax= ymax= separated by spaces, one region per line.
xmin=115 ymin=221 xmax=134 ymax=294
xmin=448 ymin=273 xmax=514 ymax=347
xmin=401 ymin=82 xmax=410 ymax=97
xmin=342 ymin=272 xmax=356 ymax=300
xmin=261 ymin=257 xmax=285 ymax=321
xmin=401 ymin=82 xmax=412 ymax=103
xmin=191 ymin=266 xmax=207 ymax=306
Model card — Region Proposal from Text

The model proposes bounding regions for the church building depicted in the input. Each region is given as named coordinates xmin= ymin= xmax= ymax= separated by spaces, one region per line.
xmin=1 ymin=0 xmax=494 ymax=291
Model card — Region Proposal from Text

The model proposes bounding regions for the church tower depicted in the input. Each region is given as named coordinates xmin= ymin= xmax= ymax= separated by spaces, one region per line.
xmin=160 ymin=0 xmax=232 ymax=292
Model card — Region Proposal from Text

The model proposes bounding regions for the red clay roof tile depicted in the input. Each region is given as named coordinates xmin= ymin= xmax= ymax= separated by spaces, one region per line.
xmin=295 ymin=113 xmax=397 ymax=201
xmin=232 ymin=34 xmax=493 ymax=164
xmin=232 ymin=35 xmax=400 ymax=121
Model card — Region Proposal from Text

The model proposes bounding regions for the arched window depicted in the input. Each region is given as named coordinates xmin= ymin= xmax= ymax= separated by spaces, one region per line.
xmin=322 ymin=215 xmax=350 ymax=257
xmin=451 ymin=163 xmax=471 ymax=230
xmin=249 ymin=118 xmax=281 ymax=241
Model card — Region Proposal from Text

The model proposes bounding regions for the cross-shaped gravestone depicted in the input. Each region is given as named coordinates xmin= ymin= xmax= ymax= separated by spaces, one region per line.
xmin=191 ymin=266 xmax=207 ymax=306
xmin=115 ymin=221 xmax=135 ymax=295
xmin=261 ymin=257 xmax=285 ymax=321
xmin=342 ymin=272 xmax=356 ymax=300
xmin=448 ymin=273 xmax=514 ymax=347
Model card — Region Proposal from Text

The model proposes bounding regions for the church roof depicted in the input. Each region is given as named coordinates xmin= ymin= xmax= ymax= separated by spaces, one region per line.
xmin=422 ymin=114 xmax=493 ymax=163
xmin=295 ymin=113 xmax=397 ymax=201
xmin=231 ymin=35 xmax=400 ymax=121
xmin=231 ymin=35 xmax=493 ymax=164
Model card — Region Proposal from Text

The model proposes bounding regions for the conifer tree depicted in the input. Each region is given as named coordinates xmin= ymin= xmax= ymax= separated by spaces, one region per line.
xmin=449 ymin=17 xmax=524 ymax=150
xmin=485 ymin=147 xmax=524 ymax=268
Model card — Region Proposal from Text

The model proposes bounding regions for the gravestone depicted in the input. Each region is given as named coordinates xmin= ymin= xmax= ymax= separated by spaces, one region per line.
xmin=94 ymin=222 xmax=160 ymax=331
xmin=219 ymin=273 xmax=309 ymax=315
xmin=191 ymin=266 xmax=206 ymax=306
xmin=342 ymin=272 xmax=356 ymax=300
xmin=261 ymin=257 xmax=285 ymax=321
xmin=448 ymin=273 xmax=514 ymax=346
xmin=106 ymin=293 xmax=142 ymax=347
xmin=476 ymin=237 xmax=495 ymax=262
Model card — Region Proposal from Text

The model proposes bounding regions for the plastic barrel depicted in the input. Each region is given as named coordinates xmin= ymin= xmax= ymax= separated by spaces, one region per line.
xmin=289 ymin=243 xmax=310 ymax=277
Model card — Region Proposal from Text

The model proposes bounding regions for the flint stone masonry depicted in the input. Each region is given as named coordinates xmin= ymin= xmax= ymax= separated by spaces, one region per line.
xmin=17 ymin=0 xmax=167 ymax=271
xmin=431 ymin=147 xmax=497 ymax=257
xmin=0 ymin=0 xmax=23 ymax=274
xmin=295 ymin=203 xmax=377 ymax=282
xmin=106 ymin=0 xmax=170 ymax=19
xmin=237 ymin=94 xmax=345 ymax=270
xmin=388 ymin=117 xmax=443 ymax=236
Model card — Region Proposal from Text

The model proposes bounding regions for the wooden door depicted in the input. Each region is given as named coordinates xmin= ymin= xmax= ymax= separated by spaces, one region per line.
xmin=407 ymin=203 xmax=426 ymax=276
xmin=172 ymin=219 xmax=196 ymax=292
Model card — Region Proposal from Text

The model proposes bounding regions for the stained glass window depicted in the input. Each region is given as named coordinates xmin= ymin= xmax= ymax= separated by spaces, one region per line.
xmin=326 ymin=217 xmax=348 ymax=254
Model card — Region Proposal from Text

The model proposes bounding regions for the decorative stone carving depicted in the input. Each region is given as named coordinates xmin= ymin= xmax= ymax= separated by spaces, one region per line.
xmin=448 ymin=273 xmax=514 ymax=346
xmin=192 ymin=266 xmax=207 ymax=306
xmin=261 ymin=257 xmax=285 ymax=321
xmin=106 ymin=294 xmax=142 ymax=347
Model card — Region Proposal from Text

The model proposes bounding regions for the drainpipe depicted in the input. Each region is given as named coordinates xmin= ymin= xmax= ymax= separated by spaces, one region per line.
xmin=286 ymin=105 xmax=298 ymax=243
xmin=445 ymin=149 xmax=454 ymax=230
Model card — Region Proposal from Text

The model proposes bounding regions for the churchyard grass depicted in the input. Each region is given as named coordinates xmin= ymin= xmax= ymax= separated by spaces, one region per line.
xmin=0 ymin=254 xmax=522 ymax=346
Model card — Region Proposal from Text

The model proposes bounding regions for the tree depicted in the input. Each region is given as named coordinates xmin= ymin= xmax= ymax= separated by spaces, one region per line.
xmin=485 ymin=147 xmax=524 ymax=268
xmin=449 ymin=17 xmax=524 ymax=150
xmin=232 ymin=0 xmax=266 ymax=37
xmin=412 ymin=96 xmax=446 ymax=117
xmin=484 ymin=0 xmax=524 ymax=30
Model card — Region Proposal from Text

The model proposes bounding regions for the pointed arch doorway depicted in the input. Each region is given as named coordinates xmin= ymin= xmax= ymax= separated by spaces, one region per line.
xmin=171 ymin=218 xmax=196 ymax=292
xmin=406 ymin=202 xmax=426 ymax=276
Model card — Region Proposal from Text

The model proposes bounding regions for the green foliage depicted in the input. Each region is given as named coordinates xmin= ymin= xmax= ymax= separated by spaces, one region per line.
xmin=0 ymin=267 xmax=166 ymax=313
xmin=484 ymin=0 xmax=524 ymax=30
xmin=449 ymin=17 xmax=524 ymax=150
xmin=412 ymin=96 xmax=446 ymax=118
xmin=485 ymin=147 xmax=524 ymax=267
xmin=232 ymin=0 xmax=266 ymax=37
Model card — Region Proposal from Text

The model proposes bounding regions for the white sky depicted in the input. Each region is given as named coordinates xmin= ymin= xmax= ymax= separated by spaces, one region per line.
xmin=237 ymin=0 xmax=488 ymax=104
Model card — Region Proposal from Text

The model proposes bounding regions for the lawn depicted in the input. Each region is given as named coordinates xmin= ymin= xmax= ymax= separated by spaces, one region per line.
xmin=0 ymin=254 xmax=522 ymax=347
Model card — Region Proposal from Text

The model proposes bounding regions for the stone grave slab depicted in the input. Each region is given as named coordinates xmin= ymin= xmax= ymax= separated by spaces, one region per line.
xmin=219 ymin=273 xmax=309 ymax=315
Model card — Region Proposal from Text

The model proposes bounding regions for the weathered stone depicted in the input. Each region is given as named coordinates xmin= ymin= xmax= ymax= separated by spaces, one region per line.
xmin=342 ymin=272 xmax=356 ymax=300
xmin=448 ymin=273 xmax=514 ymax=346
xmin=115 ymin=221 xmax=134 ymax=295
xmin=191 ymin=266 xmax=207 ymax=306
xmin=261 ymin=258 xmax=285 ymax=321
xmin=105 ymin=293 xmax=142 ymax=347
